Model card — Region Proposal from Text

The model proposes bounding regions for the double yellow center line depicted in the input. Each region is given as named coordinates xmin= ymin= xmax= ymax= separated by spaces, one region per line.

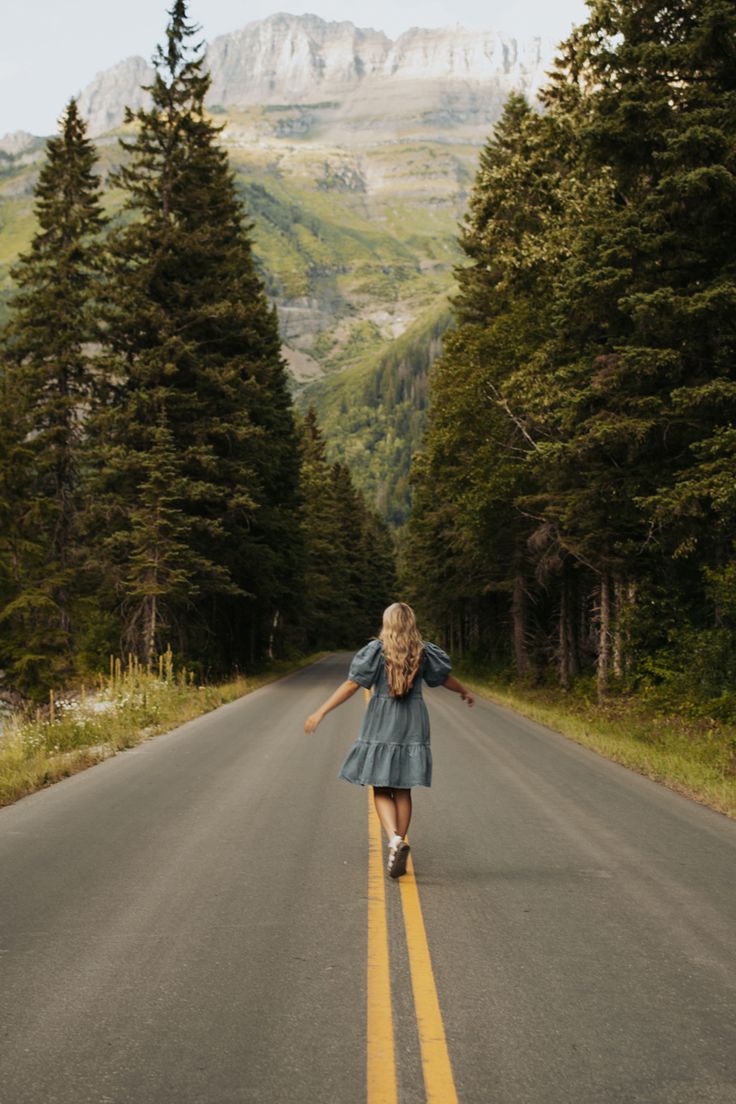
xmin=367 ymin=789 xmax=399 ymax=1103
xmin=366 ymin=789 xmax=459 ymax=1104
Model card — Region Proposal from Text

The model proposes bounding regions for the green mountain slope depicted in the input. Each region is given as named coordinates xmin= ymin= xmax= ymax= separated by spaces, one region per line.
xmin=298 ymin=299 xmax=453 ymax=524
xmin=1 ymin=108 xmax=473 ymax=521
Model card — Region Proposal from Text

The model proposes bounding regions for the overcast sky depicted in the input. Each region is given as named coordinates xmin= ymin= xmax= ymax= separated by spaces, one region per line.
xmin=2 ymin=0 xmax=589 ymax=137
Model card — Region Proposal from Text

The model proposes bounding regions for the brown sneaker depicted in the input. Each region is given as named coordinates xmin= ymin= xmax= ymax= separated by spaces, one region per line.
xmin=387 ymin=841 xmax=410 ymax=879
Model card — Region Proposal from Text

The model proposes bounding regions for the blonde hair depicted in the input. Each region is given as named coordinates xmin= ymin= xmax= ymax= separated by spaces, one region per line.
xmin=378 ymin=602 xmax=424 ymax=698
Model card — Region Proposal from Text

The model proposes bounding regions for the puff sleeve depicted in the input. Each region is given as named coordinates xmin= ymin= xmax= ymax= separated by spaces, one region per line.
xmin=421 ymin=641 xmax=452 ymax=687
xmin=347 ymin=639 xmax=383 ymax=689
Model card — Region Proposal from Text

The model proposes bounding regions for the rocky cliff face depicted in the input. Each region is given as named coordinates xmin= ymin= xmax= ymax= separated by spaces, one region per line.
xmin=206 ymin=14 xmax=392 ymax=106
xmin=0 ymin=131 xmax=41 ymax=157
xmin=77 ymin=56 xmax=154 ymax=137
xmin=76 ymin=13 xmax=552 ymax=139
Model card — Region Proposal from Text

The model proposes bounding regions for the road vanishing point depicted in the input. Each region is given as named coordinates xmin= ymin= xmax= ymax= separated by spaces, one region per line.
xmin=1 ymin=653 xmax=735 ymax=1104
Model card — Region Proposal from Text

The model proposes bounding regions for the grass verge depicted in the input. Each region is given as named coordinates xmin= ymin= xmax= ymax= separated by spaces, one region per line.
xmin=456 ymin=667 xmax=736 ymax=820
xmin=0 ymin=650 xmax=328 ymax=808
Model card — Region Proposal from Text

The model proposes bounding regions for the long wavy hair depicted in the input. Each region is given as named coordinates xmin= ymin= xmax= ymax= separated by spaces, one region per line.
xmin=378 ymin=602 xmax=424 ymax=698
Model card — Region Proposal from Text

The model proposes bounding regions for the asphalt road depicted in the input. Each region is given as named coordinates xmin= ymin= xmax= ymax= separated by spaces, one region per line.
xmin=1 ymin=652 xmax=735 ymax=1104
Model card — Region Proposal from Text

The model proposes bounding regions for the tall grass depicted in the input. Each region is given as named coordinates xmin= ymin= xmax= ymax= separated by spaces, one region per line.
xmin=457 ymin=667 xmax=736 ymax=819
xmin=0 ymin=648 xmax=325 ymax=808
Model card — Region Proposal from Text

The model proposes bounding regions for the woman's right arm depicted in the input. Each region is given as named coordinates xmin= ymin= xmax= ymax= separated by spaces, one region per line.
xmin=441 ymin=674 xmax=475 ymax=706
xmin=304 ymin=679 xmax=362 ymax=733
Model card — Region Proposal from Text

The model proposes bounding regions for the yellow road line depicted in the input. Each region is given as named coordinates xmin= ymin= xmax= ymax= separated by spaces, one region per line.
xmin=399 ymin=852 xmax=459 ymax=1103
xmin=367 ymin=788 xmax=398 ymax=1104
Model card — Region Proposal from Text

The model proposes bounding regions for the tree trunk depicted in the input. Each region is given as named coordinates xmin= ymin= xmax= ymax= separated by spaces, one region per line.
xmin=558 ymin=567 xmax=578 ymax=689
xmin=512 ymin=574 xmax=531 ymax=677
xmin=144 ymin=592 xmax=157 ymax=668
xmin=625 ymin=580 xmax=637 ymax=674
xmin=473 ymin=607 xmax=480 ymax=649
xmin=249 ymin=616 xmax=256 ymax=666
xmin=597 ymin=574 xmax=611 ymax=701
xmin=579 ymin=587 xmax=590 ymax=665
xmin=559 ymin=575 xmax=570 ymax=690
xmin=612 ymin=574 xmax=624 ymax=679
xmin=568 ymin=573 xmax=580 ymax=680
xmin=267 ymin=609 xmax=280 ymax=661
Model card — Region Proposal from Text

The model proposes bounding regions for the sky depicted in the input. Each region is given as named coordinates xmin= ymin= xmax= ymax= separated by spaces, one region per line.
xmin=1 ymin=0 xmax=589 ymax=138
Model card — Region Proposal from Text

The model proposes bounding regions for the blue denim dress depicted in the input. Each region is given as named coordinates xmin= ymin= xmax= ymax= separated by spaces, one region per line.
xmin=337 ymin=639 xmax=452 ymax=788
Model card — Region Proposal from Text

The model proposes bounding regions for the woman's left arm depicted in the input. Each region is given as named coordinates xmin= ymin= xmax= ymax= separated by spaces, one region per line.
xmin=304 ymin=679 xmax=362 ymax=733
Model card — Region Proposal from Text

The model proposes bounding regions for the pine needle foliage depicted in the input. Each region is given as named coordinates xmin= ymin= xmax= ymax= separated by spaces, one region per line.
xmin=0 ymin=100 xmax=106 ymax=699
xmin=297 ymin=407 xmax=397 ymax=648
xmin=88 ymin=0 xmax=302 ymax=672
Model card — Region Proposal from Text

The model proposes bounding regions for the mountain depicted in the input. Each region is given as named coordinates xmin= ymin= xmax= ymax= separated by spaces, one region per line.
xmin=76 ymin=57 xmax=154 ymax=137
xmin=76 ymin=14 xmax=552 ymax=140
xmin=0 ymin=131 xmax=43 ymax=158
xmin=1 ymin=14 xmax=557 ymax=523
xmin=303 ymin=299 xmax=453 ymax=525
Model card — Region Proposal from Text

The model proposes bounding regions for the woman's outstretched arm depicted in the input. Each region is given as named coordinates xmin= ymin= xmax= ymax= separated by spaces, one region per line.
xmin=442 ymin=674 xmax=475 ymax=706
xmin=304 ymin=679 xmax=362 ymax=733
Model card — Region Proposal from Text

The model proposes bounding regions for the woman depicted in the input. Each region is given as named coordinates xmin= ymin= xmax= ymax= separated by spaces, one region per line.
xmin=304 ymin=602 xmax=474 ymax=877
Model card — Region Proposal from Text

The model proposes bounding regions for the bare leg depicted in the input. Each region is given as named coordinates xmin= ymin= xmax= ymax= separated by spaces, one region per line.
xmin=394 ymin=788 xmax=412 ymax=837
xmin=372 ymin=787 xmax=398 ymax=840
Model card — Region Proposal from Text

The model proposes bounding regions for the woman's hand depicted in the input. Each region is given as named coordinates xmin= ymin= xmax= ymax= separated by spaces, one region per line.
xmin=442 ymin=674 xmax=475 ymax=706
xmin=304 ymin=711 xmax=324 ymax=734
xmin=304 ymin=680 xmax=361 ymax=734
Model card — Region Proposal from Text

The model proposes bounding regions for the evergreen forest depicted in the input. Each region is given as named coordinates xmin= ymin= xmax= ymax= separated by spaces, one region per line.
xmin=403 ymin=0 xmax=736 ymax=718
xmin=0 ymin=2 xmax=396 ymax=705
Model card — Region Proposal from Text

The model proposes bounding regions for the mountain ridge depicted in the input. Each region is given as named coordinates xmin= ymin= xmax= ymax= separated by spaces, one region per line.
xmin=0 ymin=12 xmax=558 ymax=523
xmin=68 ymin=12 xmax=553 ymax=140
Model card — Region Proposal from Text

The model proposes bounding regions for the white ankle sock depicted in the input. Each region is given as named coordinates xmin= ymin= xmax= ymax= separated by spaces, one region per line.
xmin=389 ymin=834 xmax=403 ymax=849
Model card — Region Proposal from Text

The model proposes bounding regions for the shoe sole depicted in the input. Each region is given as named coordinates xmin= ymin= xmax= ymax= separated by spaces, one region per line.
xmin=388 ymin=842 xmax=410 ymax=879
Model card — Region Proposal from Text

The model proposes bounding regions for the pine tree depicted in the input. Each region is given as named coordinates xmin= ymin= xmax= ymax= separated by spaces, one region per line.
xmin=296 ymin=408 xmax=352 ymax=648
xmin=101 ymin=414 xmax=239 ymax=665
xmin=404 ymin=93 xmax=572 ymax=669
xmin=296 ymin=408 xmax=397 ymax=648
xmin=330 ymin=459 xmax=398 ymax=639
xmin=90 ymin=0 xmax=302 ymax=669
xmin=0 ymin=99 xmax=105 ymax=697
xmin=359 ymin=509 xmax=399 ymax=634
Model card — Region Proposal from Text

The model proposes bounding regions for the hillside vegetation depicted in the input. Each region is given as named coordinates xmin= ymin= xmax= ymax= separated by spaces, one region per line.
xmin=302 ymin=300 xmax=453 ymax=524
xmin=1 ymin=108 xmax=472 ymax=520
